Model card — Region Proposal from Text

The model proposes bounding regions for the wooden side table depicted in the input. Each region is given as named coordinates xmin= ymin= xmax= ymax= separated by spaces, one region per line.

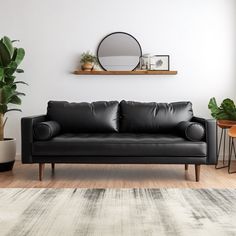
xmin=216 ymin=120 xmax=236 ymax=169
xmin=228 ymin=125 xmax=236 ymax=174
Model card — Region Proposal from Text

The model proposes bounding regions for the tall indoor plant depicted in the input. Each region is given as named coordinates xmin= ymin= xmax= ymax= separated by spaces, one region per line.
xmin=0 ymin=36 xmax=26 ymax=171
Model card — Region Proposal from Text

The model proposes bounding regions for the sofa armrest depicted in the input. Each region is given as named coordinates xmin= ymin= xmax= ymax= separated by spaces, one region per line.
xmin=191 ymin=116 xmax=217 ymax=164
xmin=21 ymin=115 xmax=47 ymax=163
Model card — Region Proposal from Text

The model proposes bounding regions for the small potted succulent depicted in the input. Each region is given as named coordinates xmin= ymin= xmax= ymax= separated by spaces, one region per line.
xmin=0 ymin=36 xmax=26 ymax=171
xmin=80 ymin=51 xmax=97 ymax=71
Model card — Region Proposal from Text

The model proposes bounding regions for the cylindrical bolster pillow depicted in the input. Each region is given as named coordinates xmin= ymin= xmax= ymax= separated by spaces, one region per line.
xmin=177 ymin=121 xmax=205 ymax=141
xmin=34 ymin=121 xmax=61 ymax=141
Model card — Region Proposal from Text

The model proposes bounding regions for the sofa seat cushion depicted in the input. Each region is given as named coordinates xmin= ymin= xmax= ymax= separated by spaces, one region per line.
xmin=32 ymin=133 xmax=206 ymax=157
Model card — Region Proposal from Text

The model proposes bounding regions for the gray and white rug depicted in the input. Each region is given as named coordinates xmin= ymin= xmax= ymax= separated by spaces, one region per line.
xmin=0 ymin=188 xmax=236 ymax=236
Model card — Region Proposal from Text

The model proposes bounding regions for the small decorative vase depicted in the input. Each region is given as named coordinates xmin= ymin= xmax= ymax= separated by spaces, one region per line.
xmin=82 ymin=62 xmax=94 ymax=71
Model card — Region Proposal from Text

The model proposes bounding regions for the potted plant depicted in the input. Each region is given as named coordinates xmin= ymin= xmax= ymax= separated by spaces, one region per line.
xmin=80 ymin=51 xmax=97 ymax=71
xmin=208 ymin=97 xmax=236 ymax=121
xmin=0 ymin=36 xmax=26 ymax=171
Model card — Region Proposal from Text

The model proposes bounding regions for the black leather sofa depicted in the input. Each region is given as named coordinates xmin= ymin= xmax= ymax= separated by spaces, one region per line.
xmin=21 ymin=100 xmax=217 ymax=181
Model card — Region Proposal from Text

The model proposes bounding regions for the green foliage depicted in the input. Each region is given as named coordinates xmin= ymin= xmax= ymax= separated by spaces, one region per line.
xmin=80 ymin=51 xmax=97 ymax=64
xmin=0 ymin=36 xmax=26 ymax=115
xmin=208 ymin=97 xmax=236 ymax=120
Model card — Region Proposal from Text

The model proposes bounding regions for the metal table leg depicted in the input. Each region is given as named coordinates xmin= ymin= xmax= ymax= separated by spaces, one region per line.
xmin=215 ymin=128 xmax=229 ymax=169
xmin=228 ymin=137 xmax=236 ymax=174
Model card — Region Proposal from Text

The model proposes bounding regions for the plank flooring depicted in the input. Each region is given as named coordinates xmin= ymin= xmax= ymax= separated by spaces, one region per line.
xmin=0 ymin=161 xmax=236 ymax=188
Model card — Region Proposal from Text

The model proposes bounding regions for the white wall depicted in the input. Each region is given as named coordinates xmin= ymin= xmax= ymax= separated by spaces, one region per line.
xmin=0 ymin=0 xmax=236 ymax=155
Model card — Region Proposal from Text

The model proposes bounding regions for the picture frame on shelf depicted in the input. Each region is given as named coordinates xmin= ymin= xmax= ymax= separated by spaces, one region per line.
xmin=139 ymin=54 xmax=151 ymax=70
xmin=149 ymin=55 xmax=170 ymax=71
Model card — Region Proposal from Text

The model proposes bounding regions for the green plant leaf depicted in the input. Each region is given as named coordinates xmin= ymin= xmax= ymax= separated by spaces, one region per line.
xmin=80 ymin=51 xmax=97 ymax=64
xmin=215 ymin=110 xmax=229 ymax=120
xmin=0 ymin=36 xmax=26 ymax=115
xmin=5 ymin=61 xmax=18 ymax=76
xmin=4 ymin=75 xmax=15 ymax=84
xmin=12 ymin=48 xmax=25 ymax=66
xmin=6 ymin=108 xmax=22 ymax=113
xmin=13 ymin=81 xmax=28 ymax=86
xmin=0 ymin=68 xmax=4 ymax=81
xmin=1 ymin=85 xmax=13 ymax=103
xmin=0 ymin=104 xmax=7 ymax=114
xmin=15 ymin=92 xmax=25 ymax=96
xmin=9 ymin=95 xmax=21 ymax=105
xmin=221 ymin=99 xmax=236 ymax=120
xmin=16 ymin=69 xmax=24 ymax=73
xmin=2 ymin=36 xmax=14 ymax=58
xmin=208 ymin=97 xmax=236 ymax=120
xmin=208 ymin=97 xmax=220 ymax=119
xmin=208 ymin=97 xmax=217 ymax=108
xmin=11 ymin=84 xmax=16 ymax=90
xmin=221 ymin=98 xmax=236 ymax=111
xmin=0 ymin=40 xmax=11 ymax=66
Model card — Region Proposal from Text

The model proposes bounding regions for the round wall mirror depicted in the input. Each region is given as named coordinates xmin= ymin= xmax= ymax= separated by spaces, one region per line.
xmin=97 ymin=32 xmax=142 ymax=71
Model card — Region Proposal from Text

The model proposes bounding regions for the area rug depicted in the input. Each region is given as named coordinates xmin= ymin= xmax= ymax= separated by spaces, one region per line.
xmin=0 ymin=188 xmax=236 ymax=236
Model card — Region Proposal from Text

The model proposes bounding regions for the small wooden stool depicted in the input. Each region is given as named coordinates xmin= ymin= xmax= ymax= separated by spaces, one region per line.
xmin=228 ymin=125 xmax=236 ymax=174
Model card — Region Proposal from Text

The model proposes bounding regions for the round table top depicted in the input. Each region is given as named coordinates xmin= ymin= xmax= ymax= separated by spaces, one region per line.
xmin=217 ymin=120 xmax=236 ymax=129
xmin=229 ymin=125 xmax=236 ymax=138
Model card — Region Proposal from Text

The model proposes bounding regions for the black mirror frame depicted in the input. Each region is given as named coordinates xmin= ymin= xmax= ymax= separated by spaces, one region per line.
xmin=97 ymin=32 xmax=142 ymax=71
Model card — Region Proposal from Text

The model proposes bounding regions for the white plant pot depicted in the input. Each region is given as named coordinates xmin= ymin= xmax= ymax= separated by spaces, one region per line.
xmin=0 ymin=138 xmax=16 ymax=172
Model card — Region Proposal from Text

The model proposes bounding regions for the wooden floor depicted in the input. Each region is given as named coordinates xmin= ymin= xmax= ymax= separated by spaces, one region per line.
xmin=0 ymin=161 xmax=235 ymax=188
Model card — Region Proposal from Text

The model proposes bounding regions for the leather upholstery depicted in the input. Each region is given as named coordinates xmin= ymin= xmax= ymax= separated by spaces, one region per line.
xmin=33 ymin=156 xmax=207 ymax=165
xmin=120 ymin=100 xmax=193 ymax=133
xmin=177 ymin=121 xmax=205 ymax=141
xmin=192 ymin=116 xmax=217 ymax=164
xmin=21 ymin=101 xmax=217 ymax=166
xmin=21 ymin=115 xmax=46 ymax=163
xmin=34 ymin=121 xmax=61 ymax=141
xmin=47 ymin=101 xmax=119 ymax=133
xmin=32 ymin=133 xmax=207 ymax=157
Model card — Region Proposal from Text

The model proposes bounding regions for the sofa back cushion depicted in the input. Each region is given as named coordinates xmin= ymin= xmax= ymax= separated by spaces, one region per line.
xmin=47 ymin=101 xmax=119 ymax=133
xmin=120 ymin=100 xmax=193 ymax=133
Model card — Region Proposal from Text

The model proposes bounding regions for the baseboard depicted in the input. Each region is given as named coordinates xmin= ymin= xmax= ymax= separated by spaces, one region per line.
xmin=15 ymin=153 xmax=21 ymax=161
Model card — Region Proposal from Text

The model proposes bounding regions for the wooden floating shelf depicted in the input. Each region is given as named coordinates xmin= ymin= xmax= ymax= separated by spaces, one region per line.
xmin=74 ymin=70 xmax=178 ymax=75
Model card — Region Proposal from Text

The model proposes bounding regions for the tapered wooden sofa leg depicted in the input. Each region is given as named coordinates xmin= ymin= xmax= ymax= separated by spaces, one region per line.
xmin=39 ymin=163 xmax=45 ymax=181
xmin=195 ymin=164 xmax=201 ymax=182
xmin=51 ymin=163 xmax=55 ymax=172
xmin=185 ymin=164 xmax=188 ymax=170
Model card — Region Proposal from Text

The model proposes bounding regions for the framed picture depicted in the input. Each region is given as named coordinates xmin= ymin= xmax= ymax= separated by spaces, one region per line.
xmin=149 ymin=55 xmax=169 ymax=71
xmin=139 ymin=54 xmax=151 ymax=70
